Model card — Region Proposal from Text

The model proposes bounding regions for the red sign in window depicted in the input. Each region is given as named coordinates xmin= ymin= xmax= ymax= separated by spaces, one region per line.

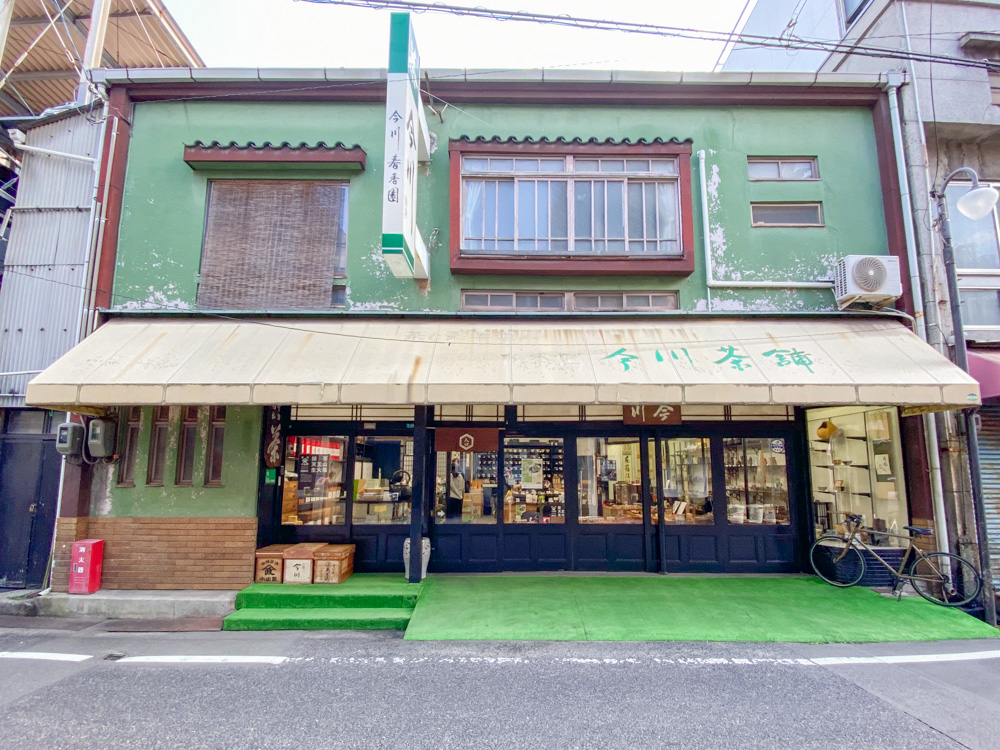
xmin=299 ymin=438 xmax=343 ymax=461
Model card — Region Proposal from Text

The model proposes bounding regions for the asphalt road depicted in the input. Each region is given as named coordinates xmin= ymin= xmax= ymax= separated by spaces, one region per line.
xmin=0 ymin=623 xmax=998 ymax=750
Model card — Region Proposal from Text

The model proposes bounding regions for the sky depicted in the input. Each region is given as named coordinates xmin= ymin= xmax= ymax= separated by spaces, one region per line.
xmin=160 ymin=0 xmax=756 ymax=73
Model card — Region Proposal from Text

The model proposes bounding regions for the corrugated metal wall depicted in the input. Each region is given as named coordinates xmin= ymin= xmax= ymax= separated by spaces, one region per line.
xmin=979 ymin=405 xmax=1000 ymax=587
xmin=0 ymin=113 xmax=103 ymax=407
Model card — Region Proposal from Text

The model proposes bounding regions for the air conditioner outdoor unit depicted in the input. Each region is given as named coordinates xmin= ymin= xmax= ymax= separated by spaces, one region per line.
xmin=834 ymin=255 xmax=903 ymax=309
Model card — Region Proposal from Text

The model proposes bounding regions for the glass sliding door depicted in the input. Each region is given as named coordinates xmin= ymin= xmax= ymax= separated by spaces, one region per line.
xmin=576 ymin=437 xmax=643 ymax=524
xmin=574 ymin=435 xmax=649 ymax=570
xmin=651 ymin=433 xmax=799 ymax=573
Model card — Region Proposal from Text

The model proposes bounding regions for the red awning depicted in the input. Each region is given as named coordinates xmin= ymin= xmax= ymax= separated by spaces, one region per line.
xmin=968 ymin=350 xmax=1000 ymax=400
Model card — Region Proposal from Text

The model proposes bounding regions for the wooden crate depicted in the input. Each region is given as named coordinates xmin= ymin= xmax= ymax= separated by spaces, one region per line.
xmin=254 ymin=544 xmax=293 ymax=583
xmin=314 ymin=544 xmax=355 ymax=584
xmin=282 ymin=543 xmax=327 ymax=584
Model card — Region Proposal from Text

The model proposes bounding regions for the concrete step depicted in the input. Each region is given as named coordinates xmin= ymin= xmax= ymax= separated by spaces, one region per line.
xmin=222 ymin=607 xmax=414 ymax=631
xmin=236 ymin=583 xmax=419 ymax=610
xmin=34 ymin=590 xmax=238 ymax=619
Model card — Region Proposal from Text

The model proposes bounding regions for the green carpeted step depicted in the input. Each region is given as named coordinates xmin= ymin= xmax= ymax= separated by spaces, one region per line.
xmin=236 ymin=584 xmax=419 ymax=610
xmin=235 ymin=577 xmax=421 ymax=611
xmin=223 ymin=606 xmax=413 ymax=631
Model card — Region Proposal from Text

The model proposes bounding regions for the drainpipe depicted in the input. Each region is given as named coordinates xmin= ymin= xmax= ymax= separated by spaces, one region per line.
xmin=697 ymin=150 xmax=834 ymax=315
xmin=78 ymin=103 xmax=111 ymax=340
xmin=11 ymin=143 xmax=96 ymax=164
xmin=884 ymin=73 xmax=951 ymax=556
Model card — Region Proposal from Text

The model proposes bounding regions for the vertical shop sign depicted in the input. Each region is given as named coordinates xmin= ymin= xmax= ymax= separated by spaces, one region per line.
xmin=382 ymin=12 xmax=431 ymax=280
xmin=264 ymin=406 xmax=283 ymax=468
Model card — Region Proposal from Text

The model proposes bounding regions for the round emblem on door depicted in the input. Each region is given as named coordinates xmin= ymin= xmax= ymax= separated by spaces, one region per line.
xmin=458 ymin=433 xmax=475 ymax=451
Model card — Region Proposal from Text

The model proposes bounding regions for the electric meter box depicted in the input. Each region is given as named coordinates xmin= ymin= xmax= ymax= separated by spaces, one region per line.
xmin=87 ymin=419 xmax=117 ymax=458
xmin=56 ymin=422 xmax=84 ymax=456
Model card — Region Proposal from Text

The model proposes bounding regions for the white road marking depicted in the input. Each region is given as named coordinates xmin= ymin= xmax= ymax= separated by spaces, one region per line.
xmin=8 ymin=650 xmax=991 ymax=668
xmin=0 ymin=651 xmax=92 ymax=662
xmin=811 ymin=650 xmax=1000 ymax=666
xmin=117 ymin=655 xmax=288 ymax=665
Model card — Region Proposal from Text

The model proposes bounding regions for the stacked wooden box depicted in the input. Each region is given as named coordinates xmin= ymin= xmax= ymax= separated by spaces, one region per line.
xmin=254 ymin=543 xmax=356 ymax=584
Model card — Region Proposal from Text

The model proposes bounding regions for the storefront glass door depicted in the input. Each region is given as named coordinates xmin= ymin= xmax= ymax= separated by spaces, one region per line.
xmin=573 ymin=436 xmax=651 ymax=570
xmin=651 ymin=434 xmax=799 ymax=572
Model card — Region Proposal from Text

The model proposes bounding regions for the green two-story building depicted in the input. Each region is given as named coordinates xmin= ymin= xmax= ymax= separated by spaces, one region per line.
xmin=27 ymin=44 xmax=978 ymax=587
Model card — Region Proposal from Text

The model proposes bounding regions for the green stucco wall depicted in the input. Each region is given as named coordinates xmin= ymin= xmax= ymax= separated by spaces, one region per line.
xmin=112 ymin=100 xmax=888 ymax=314
xmin=91 ymin=406 xmax=262 ymax=518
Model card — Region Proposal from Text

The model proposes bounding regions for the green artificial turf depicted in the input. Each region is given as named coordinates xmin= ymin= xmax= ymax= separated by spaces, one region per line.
xmin=403 ymin=575 xmax=1000 ymax=643
xmin=235 ymin=574 xmax=421 ymax=610
xmin=223 ymin=607 xmax=413 ymax=631
xmin=223 ymin=574 xmax=422 ymax=631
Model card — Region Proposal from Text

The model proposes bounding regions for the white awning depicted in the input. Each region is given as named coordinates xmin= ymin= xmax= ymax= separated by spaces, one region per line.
xmin=25 ymin=317 xmax=980 ymax=410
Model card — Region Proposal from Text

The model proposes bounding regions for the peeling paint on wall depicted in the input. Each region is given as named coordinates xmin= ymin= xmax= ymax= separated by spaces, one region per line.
xmin=115 ymin=285 xmax=191 ymax=311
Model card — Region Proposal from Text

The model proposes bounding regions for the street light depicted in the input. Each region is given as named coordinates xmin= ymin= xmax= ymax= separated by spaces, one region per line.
xmin=935 ymin=166 xmax=998 ymax=627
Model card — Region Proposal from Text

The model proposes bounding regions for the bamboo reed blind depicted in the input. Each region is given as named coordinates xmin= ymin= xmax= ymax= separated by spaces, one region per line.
xmin=197 ymin=180 xmax=348 ymax=310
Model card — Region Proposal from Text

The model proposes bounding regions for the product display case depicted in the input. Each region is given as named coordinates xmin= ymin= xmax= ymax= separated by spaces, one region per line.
xmin=806 ymin=407 xmax=907 ymax=546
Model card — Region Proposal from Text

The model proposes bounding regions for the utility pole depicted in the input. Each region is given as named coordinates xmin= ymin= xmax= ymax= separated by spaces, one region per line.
xmin=75 ymin=0 xmax=111 ymax=104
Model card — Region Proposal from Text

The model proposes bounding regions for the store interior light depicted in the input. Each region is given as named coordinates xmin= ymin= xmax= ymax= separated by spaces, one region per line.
xmin=956 ymin=183 xmax=1000 ymax=220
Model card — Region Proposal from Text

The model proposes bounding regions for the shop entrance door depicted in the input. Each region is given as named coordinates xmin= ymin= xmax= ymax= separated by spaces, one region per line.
xmin=429 ymin=435 xmax=572 ymax=571
xmin=265 ymin=432 xmax=414 ymax=572
xmin=573 ymin=435 xmax=653 ymax=571
xmin=649 ymin=434 xmax=800 ymax=573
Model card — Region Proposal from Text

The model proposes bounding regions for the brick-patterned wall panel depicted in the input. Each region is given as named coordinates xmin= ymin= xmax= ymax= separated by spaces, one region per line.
xmin=910 ymin=517 xmax=937 ymax=555
xmin=57 ymin=517 xmax=257 ymax=591
xmin=51 ymin=517 xmax=90 ymax=593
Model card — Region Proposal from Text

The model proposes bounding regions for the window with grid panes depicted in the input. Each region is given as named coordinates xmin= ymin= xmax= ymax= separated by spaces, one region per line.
xmin=460 ymin=290 xmax=678 ymax=312
xmin=461 ymin=155 xmax=681 ymax=256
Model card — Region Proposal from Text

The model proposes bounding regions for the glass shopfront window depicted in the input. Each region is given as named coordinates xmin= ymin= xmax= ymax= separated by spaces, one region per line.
xmin=434 ymin=449 xmax=499 ymax=524
xmin=657 ymin=438 xmax=713 ymax=525
xmin=352 ymin=436 xmax=413 ymax=525
xmin=282 ymin=436 xmax=348 ymax=526
xmin=806 ymin=406 xmax=908 ymax=547
xmin=503 ymin=437 xmax=565 ymax=524
xmin=577 ymin=437 xmax=643 ymax=524
xmin=724 ymin=438 xmax=790 ymax=525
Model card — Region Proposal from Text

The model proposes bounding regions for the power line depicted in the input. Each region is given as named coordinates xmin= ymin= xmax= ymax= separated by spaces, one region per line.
xmin=299 ymin=0 xmax=1000 ymax=72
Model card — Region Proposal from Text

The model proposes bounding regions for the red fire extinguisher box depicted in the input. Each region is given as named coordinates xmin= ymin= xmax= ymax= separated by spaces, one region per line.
xmin=67 ymin=539 xmax=104 ymax=594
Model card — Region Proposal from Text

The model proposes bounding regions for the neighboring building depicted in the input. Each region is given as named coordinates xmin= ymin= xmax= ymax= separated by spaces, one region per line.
xmin=723 ymin=0 xmax=1000 ymax=594
xmin=24 ymin=52 xmax=979 ymax=589
xmin=0 ymin=0 xmax=201 ymax=588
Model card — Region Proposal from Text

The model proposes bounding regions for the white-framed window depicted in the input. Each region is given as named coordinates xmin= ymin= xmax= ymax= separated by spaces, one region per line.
xmin=460 ymin=290 xmax=679 ymax=312
xmin=747 ymin=157 xmax=819 ymax=181
xmin=461 ymin=156 xmax=682 ymax=257
xmin=841 ymin=0 xmax=871 ymax=28
xmin=948 ymin=180 xmax=1000 ymax=337
xmin=750 ymin=202 xmax=824 ymax=227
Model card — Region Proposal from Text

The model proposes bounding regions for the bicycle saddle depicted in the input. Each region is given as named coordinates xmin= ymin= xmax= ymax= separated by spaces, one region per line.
xmin=904 ymin=525 xmax=933 ymax=536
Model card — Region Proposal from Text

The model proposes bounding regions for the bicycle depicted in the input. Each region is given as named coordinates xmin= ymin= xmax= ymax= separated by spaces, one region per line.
xmin=809 ymin=513 xmax=983 ymax=607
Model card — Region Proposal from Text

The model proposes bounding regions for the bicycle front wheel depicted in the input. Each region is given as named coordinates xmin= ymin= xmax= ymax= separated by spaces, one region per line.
xmin=810 ymin=536 xmax=865 ymax=587
xmin=909 ymin=553 xmax=982 ymax=607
